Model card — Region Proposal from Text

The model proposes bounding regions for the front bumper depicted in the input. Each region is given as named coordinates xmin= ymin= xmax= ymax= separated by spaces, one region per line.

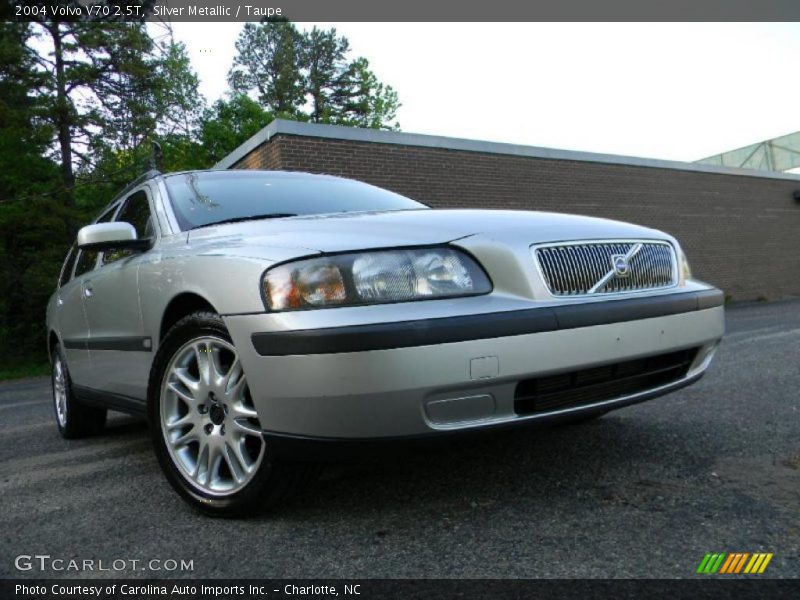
xmin=224 ymin=289 xmax=724 ymax=443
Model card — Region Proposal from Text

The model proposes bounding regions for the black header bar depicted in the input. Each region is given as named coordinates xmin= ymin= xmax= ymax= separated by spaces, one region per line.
xmin=5 ymin=0 xmax=800 ymax=22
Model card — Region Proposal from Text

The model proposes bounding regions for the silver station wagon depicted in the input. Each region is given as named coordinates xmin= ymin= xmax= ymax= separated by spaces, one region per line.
xmin=46 ymin=169 xmax=725 ymax=516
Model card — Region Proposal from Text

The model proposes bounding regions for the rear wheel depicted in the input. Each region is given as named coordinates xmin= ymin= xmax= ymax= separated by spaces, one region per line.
xmin=149 ymin=311 xmax=315 ymax=517
xmin=52 ymin=344 xmax=107 ymax=438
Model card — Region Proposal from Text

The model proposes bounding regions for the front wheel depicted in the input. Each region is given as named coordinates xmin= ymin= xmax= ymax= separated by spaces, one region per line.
xmin=148 ymin=311 xmax=315 ymax=517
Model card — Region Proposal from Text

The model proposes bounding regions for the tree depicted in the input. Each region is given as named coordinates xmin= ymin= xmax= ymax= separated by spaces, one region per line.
xmin=301 ymin=26 xmax=350 ymax=123
xmin=228 ymin=20 xmax=304 ymax=117
xmin=331 ymin=57 xmax=400 ymax=129
xmin=154 ymin=40 xmax=204 ymax=140
xmin=83 ymin=37 xmax=205 ymax=190
xmin=0 ymin=14 xmax=204 ymax=371
xmin=0 ymin=23 xmax=55 ymax=203
xmin=26 ymin=20 xmax=203 ymax=215
xmin=0 ymin=23 xmax=66 ymax=368
xmin=200 ymin=94 xmax=275 ymax=165
xmin=228 ymin=21 xmax=401 ymax=130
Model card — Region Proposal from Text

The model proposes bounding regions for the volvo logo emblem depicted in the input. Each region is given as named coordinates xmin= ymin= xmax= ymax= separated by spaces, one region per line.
xmin=611 ymin=254 xmax=630 ymax=277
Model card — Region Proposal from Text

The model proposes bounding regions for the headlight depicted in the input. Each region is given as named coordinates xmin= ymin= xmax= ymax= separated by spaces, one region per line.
xmin=679 ymin=249 xmax=692 ymax=286
xmin=263 ymin=247 xmax=492 ymax=311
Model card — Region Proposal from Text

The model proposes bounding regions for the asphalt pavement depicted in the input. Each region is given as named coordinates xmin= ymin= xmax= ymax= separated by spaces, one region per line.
xmin=1 ymin=299 xmax=798 ymax=579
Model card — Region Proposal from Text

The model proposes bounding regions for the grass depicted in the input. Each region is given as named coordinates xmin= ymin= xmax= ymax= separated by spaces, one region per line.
xmin=0 ymin=362 xmax=50 ymax=382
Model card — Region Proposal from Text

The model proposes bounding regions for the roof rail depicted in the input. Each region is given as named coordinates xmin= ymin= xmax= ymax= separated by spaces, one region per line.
xmin=105 ymin=169 xmax=162 ymax=209
xmin=116 ymin=169 xmax=161 ymax=199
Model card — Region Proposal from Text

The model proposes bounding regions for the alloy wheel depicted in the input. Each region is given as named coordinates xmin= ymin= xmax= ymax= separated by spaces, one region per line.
xmin=53 ymin=357 xmax=67 ymax=428
xmin=160 ymin=336 xmax=264 ymax=496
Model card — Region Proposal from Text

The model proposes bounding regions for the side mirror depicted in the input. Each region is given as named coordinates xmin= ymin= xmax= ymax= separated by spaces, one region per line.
xmin=77 ymin=222 xmax=150 ymax=252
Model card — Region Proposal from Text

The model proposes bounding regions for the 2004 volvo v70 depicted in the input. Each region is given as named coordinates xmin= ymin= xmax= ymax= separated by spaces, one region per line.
xmin=46 ymin=169 xmax=725 ymax=516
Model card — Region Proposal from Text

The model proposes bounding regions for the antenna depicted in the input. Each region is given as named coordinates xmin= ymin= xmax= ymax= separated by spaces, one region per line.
xmin=150 ymin=141 xmax=163 ymax=170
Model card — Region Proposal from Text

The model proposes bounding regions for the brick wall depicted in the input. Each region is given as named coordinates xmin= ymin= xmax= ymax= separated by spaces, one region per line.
xmin=232 ymin=133 xmax=800 ymax=301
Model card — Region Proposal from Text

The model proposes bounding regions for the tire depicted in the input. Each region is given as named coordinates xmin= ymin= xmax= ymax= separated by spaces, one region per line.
xmin=148 ymin=311 xmax=316 ymax=517
xmin=52 ymin=344 xmax=107 ymax=439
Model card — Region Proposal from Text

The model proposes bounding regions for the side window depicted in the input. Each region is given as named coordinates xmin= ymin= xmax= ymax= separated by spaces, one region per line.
xmin=58 ymin=245 xmax=78 ymax=287
xmin=118 ymin=190 xmax=153 ymax=239
xmin=73 ymin=205 xmax=117 ymax=278
xmin=103 ymin=190 xmax=153 ymax=265
xmin=74 ymin=249 xmax=99 ymax=278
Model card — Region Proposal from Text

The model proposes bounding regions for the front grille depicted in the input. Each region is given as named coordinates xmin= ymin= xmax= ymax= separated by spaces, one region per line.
xmin=514 ymin=348 xmax=698 ymax=416
xmin=535 ymin=241 xmax=676 ymax=296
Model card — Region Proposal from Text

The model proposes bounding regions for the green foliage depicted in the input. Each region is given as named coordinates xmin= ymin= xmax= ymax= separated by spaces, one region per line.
xmin=0 ymin=20 xmax=204 ymax=368
xmin=230 ymin=22 xmax=400 ymax=130
xmin=0 ymin=17 xmax=401 ymax=369
xmin=229 ymin=20 xmax=305 ymax=117
xmin=332 ymin=57 xmax=400 ymax=129
xmin=200 ymin=95 xmax=275 ymax=165
xmin=301 ymin=26 xmax=351 ymax=122
xmin=0 ymin=23 xmax=62 ymax=366
xmin=0 ymin=363 xmax=50 ymax=382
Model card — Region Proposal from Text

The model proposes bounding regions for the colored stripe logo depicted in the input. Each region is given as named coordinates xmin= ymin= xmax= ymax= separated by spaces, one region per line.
xmin=697 ymin=552 xmax=773 ymax=574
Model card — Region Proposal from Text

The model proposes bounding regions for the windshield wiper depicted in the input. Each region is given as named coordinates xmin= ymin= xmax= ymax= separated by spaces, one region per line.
xmin=190 ymin=213 xmax=298 ymax=230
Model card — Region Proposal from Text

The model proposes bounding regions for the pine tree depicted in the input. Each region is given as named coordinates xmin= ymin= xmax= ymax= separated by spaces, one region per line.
xmin=228 ymin=21 xmax=400 ymax=130
xmin=228 ymin=20 xmax=305 ymax=116
xmin=301 ymin=26 xmax=350 ymax=123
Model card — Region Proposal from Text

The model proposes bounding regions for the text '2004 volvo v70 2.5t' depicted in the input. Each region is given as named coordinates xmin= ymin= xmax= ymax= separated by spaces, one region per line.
xmin=47 ymin=169 xmax=724 ymax=516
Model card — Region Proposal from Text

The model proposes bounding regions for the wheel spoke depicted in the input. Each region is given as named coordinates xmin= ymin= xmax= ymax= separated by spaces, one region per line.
xmin=171 ymin=425 xmax=198 ymax=448
xmin=194 ymin=342 xmax=211 ymax=386
xmin=192 ymin=440 xmax=208 ymax=478
xmin=173 ymin=367 xmax=200 ymax=393
xmin=224 ymin=359 xmax=244 ymax=396
xmin=167 ymin=381 xmax=197 ymax=404
xmin=230 ymin=401 xmax=258 ymax=420
xmin=224 ymin=443 xmax=247 ymax=483
xmin=233 ymin=439 xmax=254 ymax=471
xmin=166 ymin=413 xmax=195 ymax=431
xmin=207 ymin=444 xmax=223 ymax=485
xmin=232 ymin=418 xmax=261 ymax=437
xmin=209 ymin=346 xmax=225 ymax=386
xmin=197 ymin=444 xmax=211 ymax=485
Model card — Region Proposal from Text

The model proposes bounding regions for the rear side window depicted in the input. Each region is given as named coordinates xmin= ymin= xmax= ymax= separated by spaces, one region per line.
xmin=74 ymin=205 xmax=117 ymax=278
xmin=58 ymin=245 xmax=77 ymax=287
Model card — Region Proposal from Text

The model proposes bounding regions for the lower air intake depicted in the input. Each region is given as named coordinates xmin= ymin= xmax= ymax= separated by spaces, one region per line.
xmin=514 ymin=348 xmax=699 ymax=416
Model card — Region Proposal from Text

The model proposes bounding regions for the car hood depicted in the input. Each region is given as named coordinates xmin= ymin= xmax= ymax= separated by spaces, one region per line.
xmin=186 ymin=208 xmax=672 ymax=255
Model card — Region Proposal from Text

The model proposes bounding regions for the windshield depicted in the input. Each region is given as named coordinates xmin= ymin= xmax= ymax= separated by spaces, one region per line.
xmin=164 ymin=171 xmax=427 ymax=231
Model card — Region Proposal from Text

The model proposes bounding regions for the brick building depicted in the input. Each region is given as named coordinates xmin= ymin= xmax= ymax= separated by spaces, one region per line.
xmin=216 ymin=119 xmax=800 ymax=301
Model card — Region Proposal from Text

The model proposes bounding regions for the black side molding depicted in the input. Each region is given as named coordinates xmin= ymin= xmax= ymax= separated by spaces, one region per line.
xmin=696 ymin=288 xmax=725 ymax=310
xmin=251 ymin=288 xmax=724 ymax=356
xmin=63 ymin=336 xmax=152 ymax=352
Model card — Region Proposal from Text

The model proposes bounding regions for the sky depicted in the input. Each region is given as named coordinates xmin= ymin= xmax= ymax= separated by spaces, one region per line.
xmin=168 ymin=22 xmax=800 ymax=163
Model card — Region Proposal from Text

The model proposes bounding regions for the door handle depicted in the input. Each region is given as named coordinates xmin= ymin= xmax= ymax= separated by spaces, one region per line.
xmin=84 ymin=285 xmax=94 ymax=298
xmin=57 ymin=297 xmax=64 ymax=306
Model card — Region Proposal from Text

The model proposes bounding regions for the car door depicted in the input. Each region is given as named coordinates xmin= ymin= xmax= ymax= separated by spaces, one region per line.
xmin=54 ymin=245 xmax=94 ymax=384
xmin=80 ymin=187 xmax=157 ymax=403
xmin=57 ymin=207 xmax=118 ymax=385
